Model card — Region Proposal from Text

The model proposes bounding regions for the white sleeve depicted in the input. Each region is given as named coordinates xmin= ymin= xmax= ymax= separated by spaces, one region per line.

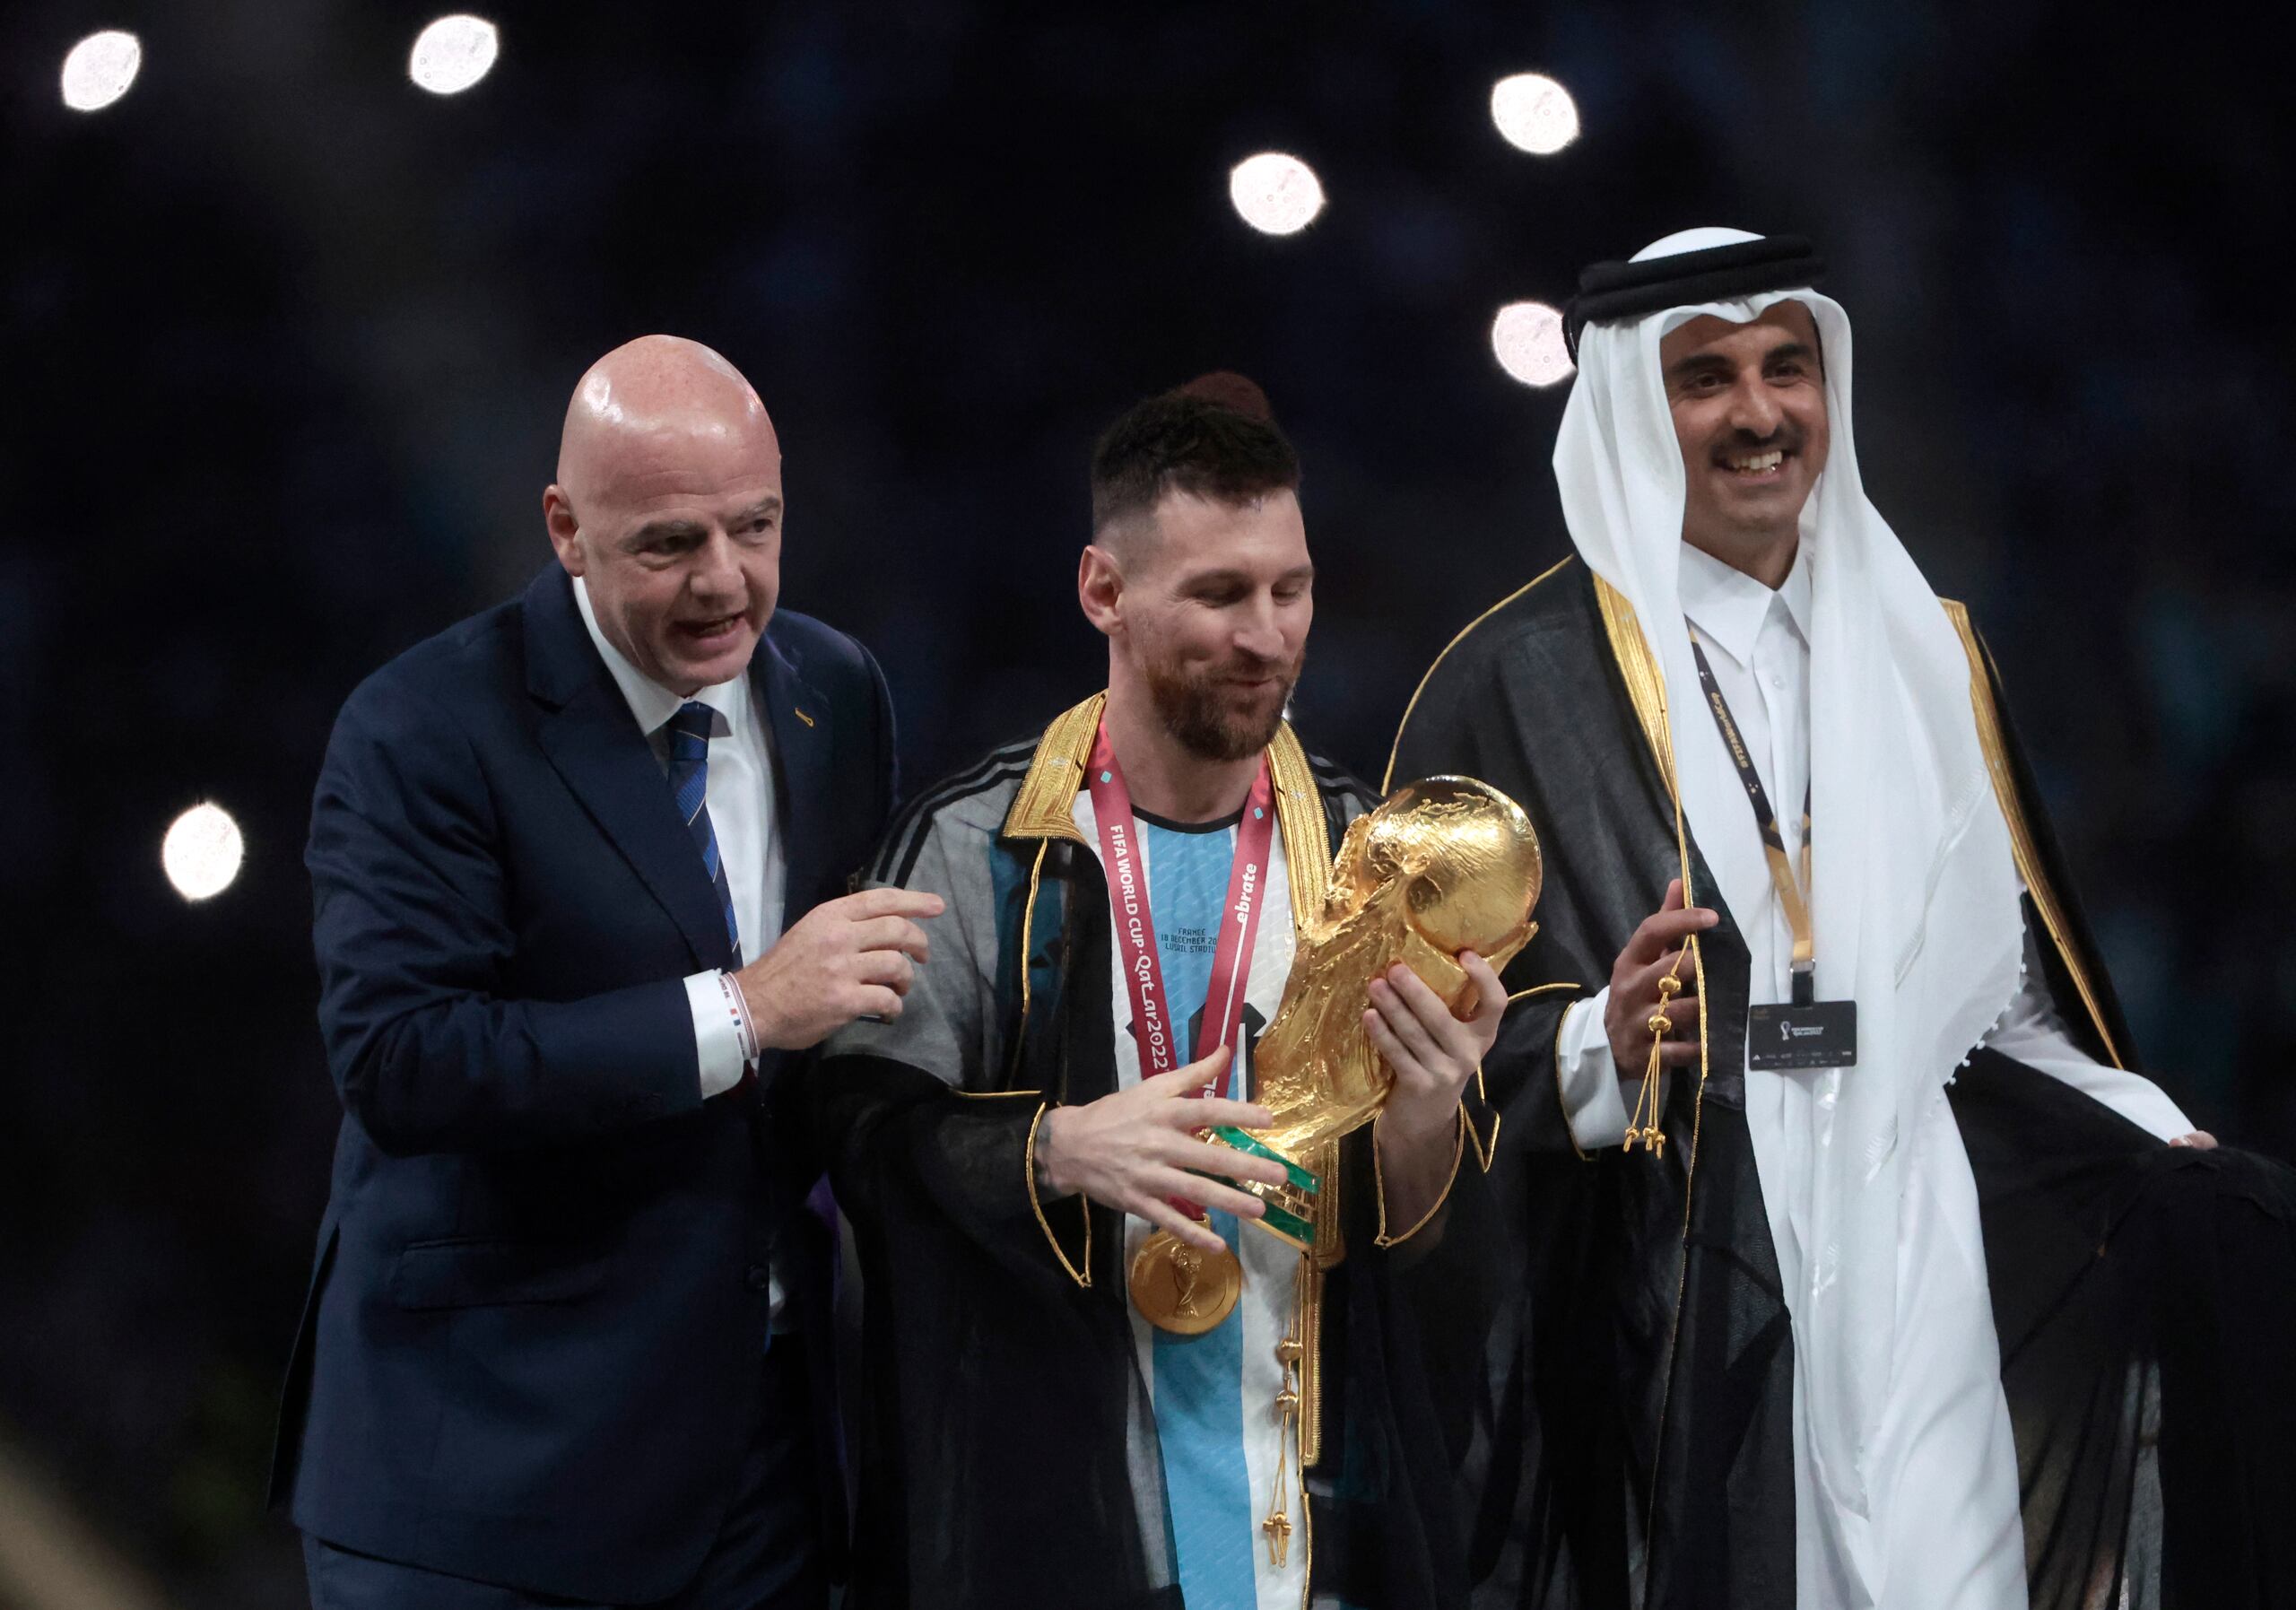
xmin=1981 ymin=924 xmax=2192 ymax=1142
xmin=1557 ymin=990 xmax=1633 ymax=1151
xmin=683 ymin=970 xmax=751 ymax=1099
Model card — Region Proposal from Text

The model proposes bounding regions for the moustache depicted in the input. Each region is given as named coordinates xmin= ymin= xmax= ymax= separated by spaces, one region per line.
xmin=1209 ymin=646 xmax=1298 ymax=679
xmin=1712 ymin=423 xmax=1805 ymax=457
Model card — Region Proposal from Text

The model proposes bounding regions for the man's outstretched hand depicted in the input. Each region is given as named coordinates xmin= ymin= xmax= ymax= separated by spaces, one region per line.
xmin=735 ymin=887 xmax=945 ymax=1050
xmin=1034 ymin=1047 xmax=1292 ymax=1253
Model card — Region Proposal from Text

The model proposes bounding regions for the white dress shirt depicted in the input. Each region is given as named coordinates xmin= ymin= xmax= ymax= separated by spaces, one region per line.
xmin=574 ymin=577 xmax=787 ymax=1101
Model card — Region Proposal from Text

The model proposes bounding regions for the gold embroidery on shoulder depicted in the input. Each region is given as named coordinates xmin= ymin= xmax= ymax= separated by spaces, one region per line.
xmin=1003 ymin=692 xmax=1103 ymax=844
xmin=1594 ymin=575 xmax=1677 ymax=791
xmin=1265 ymin=720 xmax=1332 ymax=939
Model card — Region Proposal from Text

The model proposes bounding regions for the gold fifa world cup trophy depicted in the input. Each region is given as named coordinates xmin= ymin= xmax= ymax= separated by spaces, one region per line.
xmin=1210 ymin=776 xmax=1543 ymax=1247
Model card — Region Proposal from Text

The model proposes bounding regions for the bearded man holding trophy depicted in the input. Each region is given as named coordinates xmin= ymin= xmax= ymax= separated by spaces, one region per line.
xmin=814 ymin=375 xmax=1540 ymax=1610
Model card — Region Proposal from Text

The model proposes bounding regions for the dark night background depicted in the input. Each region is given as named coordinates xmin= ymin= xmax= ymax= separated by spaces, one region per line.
xmin=2 ymin=1 xmax=2289 ymax=1603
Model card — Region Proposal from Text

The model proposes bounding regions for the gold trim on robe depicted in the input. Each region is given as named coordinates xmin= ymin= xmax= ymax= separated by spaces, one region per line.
xmin=1392 ymin=570 xmax=2129 ymax=1562
xmin=1465 ymin=1072 xmax=1503 ymax=1173
xmin=1370 ymin=1106 xmax=1468 ymax=1249
xmin=1382 ymin=556 xmax=1578 ymax=794
xmin=1022 ymin=1099 xmax=1091 ymax=1287
xmin=1265 ymin=720 xmax=1336 ymax=940
xmin=1001 ymin=693 xmax=1334 ymax=948
xmin=998 ymin=696 xmax=1101 ymax=1277
xmin=1594 ymin=577 xmax=2133 ymax=1538
xmin=1941 ymin=600 xmax=2126 ymax=1068
xmin=1591 ymin=573 xmax=1712 ymax=1552
xmin=1594 ymin=574 xmax=1679 ymax=789
xmin=998 ymin=690 xmax=1351 ymax=1469
xmin=1002 ymin=692 xmax=1104 ymax=846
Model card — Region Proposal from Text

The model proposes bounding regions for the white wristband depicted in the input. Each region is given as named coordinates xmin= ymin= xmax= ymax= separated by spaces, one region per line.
xmin=716 ymin=971 xmax=760 ymax=1064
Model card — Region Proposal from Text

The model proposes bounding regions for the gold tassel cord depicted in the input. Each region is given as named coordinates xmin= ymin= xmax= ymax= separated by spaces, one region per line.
xmin=1263 ymin=1264 xmax=1309 ymax=1569
xmin=1623 ymin=956 xmax=1684 ymax=1157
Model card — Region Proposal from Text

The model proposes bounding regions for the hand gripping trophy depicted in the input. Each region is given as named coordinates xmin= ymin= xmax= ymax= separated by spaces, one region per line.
xmin=1126 ymin=776 xmax=1542 ymax=1570
xmin=1211 ymin=775 xmax=1543 ymax=1245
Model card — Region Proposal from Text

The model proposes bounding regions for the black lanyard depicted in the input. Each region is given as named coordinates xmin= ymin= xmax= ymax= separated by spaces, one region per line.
xmin=1689 ymin=631 xmax=1816 ymax=1005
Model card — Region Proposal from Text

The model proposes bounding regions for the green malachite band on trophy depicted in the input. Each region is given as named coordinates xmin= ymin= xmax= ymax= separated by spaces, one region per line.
xmin=1196 ymin=1127 xmax=1321 ymax=1248
xmin=1260 ymin=1201 xmax=1317 ymax=1245
xmin=1211 ymin=1127 xmax=1319 ymax=1192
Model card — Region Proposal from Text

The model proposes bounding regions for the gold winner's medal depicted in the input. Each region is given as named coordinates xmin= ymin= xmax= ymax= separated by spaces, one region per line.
xmin=1128 ymin=1228 xmax=1243 ymax=1336
xmin=1086 ymin=720 xmax=1268 ymax=1337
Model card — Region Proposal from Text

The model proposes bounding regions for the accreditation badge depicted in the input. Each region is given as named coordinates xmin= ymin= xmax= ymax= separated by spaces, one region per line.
xmin=1746 ymin=999 xmax=1858 ymax=1070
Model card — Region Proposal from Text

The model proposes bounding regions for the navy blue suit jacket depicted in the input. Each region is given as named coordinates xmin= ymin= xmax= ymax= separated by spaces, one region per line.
xmin=272 ymin=564 xmax=894 ymax=1601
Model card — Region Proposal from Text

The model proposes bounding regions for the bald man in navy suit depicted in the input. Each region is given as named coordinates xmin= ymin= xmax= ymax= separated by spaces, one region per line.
xmin=272 ymin=336 xmax=941 ymax=1609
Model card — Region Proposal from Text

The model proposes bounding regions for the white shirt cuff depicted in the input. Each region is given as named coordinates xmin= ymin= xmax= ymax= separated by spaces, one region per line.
xmin=1557 ymin=991 xmax=1633 ymax=1150
xmin=683 ymin=970 xmax=752 ymax=1100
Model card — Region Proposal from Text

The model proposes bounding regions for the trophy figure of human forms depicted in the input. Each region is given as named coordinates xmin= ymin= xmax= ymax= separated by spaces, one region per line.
xmin=1211 ymin=776 xmax=1543 ymax=1246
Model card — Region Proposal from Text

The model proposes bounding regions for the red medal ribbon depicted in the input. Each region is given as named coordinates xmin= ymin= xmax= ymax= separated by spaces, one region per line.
xmin=1086 ymin=725 xmax=1278 ymax=1213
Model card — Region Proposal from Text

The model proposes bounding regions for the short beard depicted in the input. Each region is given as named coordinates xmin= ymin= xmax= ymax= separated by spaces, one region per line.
xmin=1144 ymin=650 xmax=1301 ymax=762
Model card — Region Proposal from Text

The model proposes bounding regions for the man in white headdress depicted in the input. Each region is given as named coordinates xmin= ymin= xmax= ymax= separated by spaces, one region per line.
xmin=1388 ymin=230 xmax=2296 ymax=1610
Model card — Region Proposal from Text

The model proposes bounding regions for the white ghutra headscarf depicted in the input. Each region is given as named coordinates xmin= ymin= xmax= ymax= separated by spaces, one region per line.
xmin=1553 ymin=227 xmax=2024 ymax=1527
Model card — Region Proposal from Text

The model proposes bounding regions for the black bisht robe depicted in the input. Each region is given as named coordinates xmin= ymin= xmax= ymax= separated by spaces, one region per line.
xmin=812 ymin=721 xmax=1496 ymax=1610
xmin=1387 ymin=557 xmax=2296 ymax=1610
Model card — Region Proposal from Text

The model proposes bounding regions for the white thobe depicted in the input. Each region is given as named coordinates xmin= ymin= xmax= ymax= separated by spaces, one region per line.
xmin=1554 ymin=543 xmax=2192 ymax=1608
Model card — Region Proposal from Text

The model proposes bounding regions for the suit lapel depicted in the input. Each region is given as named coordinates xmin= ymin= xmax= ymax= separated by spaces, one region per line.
xmin=524 ymin=567 xmax=737 ymax=970
xmin=756 ymin=631 xmax=833 ymax=918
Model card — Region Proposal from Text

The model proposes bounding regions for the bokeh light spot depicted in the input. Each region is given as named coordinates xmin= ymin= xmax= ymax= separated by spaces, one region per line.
xmin=1491 ymin=73 xmax=1579 ymax=155
xmin=1492 ymin=302 xmax=1575 ymax=387
xmin=163 ymin=804 xmax=245 ymax=901
xmin=409 ymin=14 xmax=500 ymax=95
xmin=61 ymin=30 xmax=141 ymax=112
xmin=1229 ymin=152 xmax=1326 ymax=237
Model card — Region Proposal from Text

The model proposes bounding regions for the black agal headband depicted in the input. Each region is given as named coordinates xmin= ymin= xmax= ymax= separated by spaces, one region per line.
xmin=1562 ymin=235 xmax=1825 ymax=361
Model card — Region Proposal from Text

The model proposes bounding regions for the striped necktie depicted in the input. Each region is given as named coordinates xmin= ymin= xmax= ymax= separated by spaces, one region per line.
xmin=665 ymin=701 xmax=741 ymax=965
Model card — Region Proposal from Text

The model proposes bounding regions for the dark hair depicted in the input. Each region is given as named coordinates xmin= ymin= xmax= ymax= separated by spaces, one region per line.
xmin=1088 ymin=372 xmax=1300 ymax=536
